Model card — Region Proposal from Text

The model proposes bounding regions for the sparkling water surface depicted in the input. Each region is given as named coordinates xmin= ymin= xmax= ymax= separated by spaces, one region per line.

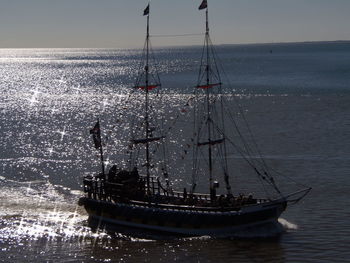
xmin=1 ymin=42 xmax=350 ymax=262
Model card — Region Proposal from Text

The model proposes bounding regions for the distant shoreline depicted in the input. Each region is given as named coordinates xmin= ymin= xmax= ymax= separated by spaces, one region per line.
xmin=217 ymin=40 xmax=350 ymax=47
xmin=0 ymin=40 xmax=349 ymax=50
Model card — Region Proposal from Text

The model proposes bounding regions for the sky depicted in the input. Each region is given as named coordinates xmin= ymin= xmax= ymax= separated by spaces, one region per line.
xmin=0 ymin=0 xmax=349 ymax=48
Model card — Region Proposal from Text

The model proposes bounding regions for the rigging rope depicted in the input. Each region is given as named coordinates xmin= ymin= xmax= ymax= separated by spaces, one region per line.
xmin=150 ymin=33 xmax=205 ymax=38
xmin=208 ymin=42 xmax=310 ymax=195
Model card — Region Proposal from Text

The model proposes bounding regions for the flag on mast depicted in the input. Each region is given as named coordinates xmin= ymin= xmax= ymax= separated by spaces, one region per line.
xmin=90 ymin=121 xmax=101 ymax=149
xmin=199 ymin=0 xmax=207 ymax=10
xmin=143 ymin=4 xmax=150 ymax=16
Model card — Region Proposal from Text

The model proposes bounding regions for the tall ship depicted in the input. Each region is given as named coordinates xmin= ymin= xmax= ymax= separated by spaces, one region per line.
xmin=79 ymin=1 xmax=311 ymax=236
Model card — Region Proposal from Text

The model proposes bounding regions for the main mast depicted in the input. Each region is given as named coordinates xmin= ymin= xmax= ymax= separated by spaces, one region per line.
xmin=195 ymin=0 xmax=232 ymax=197
xmin=144 ymin=4 xmax=151 ymax=193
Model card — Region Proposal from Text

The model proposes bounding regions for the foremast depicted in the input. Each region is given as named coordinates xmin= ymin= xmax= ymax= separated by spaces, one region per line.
xmin=132 ymin=3 xmax=162 ymax=194
xmin=204 ymin=7 xmax=214 ymax=198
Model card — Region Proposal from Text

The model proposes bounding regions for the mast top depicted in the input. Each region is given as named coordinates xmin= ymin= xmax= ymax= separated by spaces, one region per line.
xmin=198 ymin=0 xmax=209 ymax=33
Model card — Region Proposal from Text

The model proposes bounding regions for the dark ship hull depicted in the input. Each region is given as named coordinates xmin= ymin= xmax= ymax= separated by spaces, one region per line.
xmin=79 ymin=195 xmax=287 ymax=236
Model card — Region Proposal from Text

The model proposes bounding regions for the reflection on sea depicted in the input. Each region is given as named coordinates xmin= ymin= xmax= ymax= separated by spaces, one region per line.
xmin=1 ymin=45 xmax=350 ymax=261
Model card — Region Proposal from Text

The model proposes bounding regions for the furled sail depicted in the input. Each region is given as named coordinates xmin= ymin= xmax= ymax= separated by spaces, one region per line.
xmin=134 ymin=84 xmax=159 ymax=91
xmin=196 ymin=83 xmax=221 ymax=89
xmin=132 ymin=136 xmax=165 ymax=145
xmin=197 ymin=138 xmax=224 ymax=147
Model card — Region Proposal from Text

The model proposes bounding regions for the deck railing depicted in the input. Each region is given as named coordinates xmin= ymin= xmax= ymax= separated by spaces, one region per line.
xmin=83 ymin=175 xmax=268 ymax=212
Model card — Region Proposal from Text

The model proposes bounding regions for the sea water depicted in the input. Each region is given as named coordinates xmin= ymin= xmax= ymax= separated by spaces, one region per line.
xmin=0 ymin=42 xmax=350 ymax=262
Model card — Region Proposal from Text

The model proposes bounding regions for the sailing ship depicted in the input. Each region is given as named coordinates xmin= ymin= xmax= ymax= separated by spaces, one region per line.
xmin=79 ymin=1 xmax=311 ymax=236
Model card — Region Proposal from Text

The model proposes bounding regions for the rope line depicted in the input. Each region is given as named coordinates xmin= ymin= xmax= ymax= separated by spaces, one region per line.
xmin=150 ymin=33 xmax=204 ymax=38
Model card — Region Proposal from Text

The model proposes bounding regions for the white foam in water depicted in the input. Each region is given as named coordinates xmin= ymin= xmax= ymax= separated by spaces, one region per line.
xmin=278 ymin=218 xmax=298 ymax=230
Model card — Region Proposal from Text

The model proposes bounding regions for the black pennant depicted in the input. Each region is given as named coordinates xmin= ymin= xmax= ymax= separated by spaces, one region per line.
xmin=143 ymin=4 xmax=149 ymax=16
xmin=90 ymin=121 xmax=101 ymax=149
xmin=199 ymin=0 xmax=207 ymax=10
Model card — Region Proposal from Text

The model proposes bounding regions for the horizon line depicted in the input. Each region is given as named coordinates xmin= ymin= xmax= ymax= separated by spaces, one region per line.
xmin=0 ymin=40 xmax=349 ymax=50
